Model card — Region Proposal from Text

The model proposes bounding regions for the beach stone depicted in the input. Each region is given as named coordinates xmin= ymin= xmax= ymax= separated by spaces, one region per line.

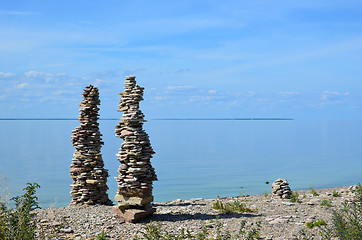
xmin=61 ymin=227 xmax=74 ymax=233
xmin=51 ymin=221 xmax=61 ymax=226
xmin=113 ymin=204 xmax=155 ymax=223
xmin=307 ymin=199 xmax=320 ymax=205
xmin=282 ymin=202 xmax=295 ymax=206
xmin=114 ymin=195 xmax=153 ymax=206
xmin=269 ymin=218 xmax=289 ymax=224
xmin=348 ymin=185 xmax=358 ymax=191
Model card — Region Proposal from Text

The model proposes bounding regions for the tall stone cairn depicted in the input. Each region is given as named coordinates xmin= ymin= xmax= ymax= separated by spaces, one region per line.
xmin=70 ymin=85 xmax=112 ymax=205
xmin=114 ymin=76 xmax=157 ymax=223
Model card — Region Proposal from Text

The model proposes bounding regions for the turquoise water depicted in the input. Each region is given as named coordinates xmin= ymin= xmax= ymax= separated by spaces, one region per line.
xmin=0 ymin=119 xmax=361 ymax=208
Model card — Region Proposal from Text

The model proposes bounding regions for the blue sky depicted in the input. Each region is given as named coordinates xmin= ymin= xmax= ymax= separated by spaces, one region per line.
xmin=1 ymin=0 xmax=362 ymax=119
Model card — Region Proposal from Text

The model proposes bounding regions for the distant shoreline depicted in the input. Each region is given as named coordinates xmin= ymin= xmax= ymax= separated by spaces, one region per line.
xmin=154 ymin=118 xmax=294 ymax=121
xmin=0 ymin=118 xmax=294 ymax=121
xmin=0 ymin=118 xmax=117 ymax=120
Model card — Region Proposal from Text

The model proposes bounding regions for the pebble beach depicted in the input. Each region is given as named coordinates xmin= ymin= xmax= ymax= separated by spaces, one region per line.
xmin=35 ymin=185 xmax=358 ymax=239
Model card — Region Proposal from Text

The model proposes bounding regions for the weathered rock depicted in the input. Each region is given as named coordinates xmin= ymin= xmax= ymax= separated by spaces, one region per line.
xmin=114 ymin=76 xmax=157 ymax=222
xmin=113 ymin=204 xmax=156 ymax=223
xmin=69 ymin=85 xmax=112 ymax=205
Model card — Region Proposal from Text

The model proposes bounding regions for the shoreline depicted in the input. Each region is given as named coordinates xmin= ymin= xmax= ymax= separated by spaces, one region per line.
xmin=35 ymin=184 xmax=358 ymax=239
xmin=39 ymin=182 xmax=358 ymax=209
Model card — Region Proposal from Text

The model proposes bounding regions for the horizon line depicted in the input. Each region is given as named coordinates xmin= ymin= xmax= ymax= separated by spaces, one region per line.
xmin=0 ymin=118 xmax=117 ymax=120
xmin=0 ymin=117 xmax=294 ymax=121
xmin=154 ymin=118 xmax=294 ymax=121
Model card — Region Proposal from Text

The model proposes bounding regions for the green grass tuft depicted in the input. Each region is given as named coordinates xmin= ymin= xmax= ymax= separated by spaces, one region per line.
xmin=306 ymin=219 xmax=327 ymax=229
xmin=320 ymin=199 xmax=332 ymax=207
xmin=332 ymin=190 xmax=341 ymax=197
xmin=96 ymin=229 xmax=109 ymax=240
xmin=212 ymin=199 xmax=256 ymax=214
xmin=290 ymin=191 xmax=300 ymax=203
xmin=309 ymin=187 xmax=319 ymax=196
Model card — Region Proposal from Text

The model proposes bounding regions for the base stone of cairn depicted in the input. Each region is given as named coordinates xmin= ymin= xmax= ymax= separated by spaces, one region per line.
xmin=114 ymin=76 xmax=157 ymax=223
xmin=69 ymin=85 xmax=112 ymax=205
xmin=271 ymin=178 xmax=292 ymax=199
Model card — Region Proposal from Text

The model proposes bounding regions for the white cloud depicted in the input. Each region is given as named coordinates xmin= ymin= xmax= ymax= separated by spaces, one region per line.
xmin=208 ymin=90 xmax=217 ymax=94
xmin=0 ymin=70 xmax=85 ymax=107
xmin=323 ymin=90 xmax=340 ymax=95
xmin=278 ymin=91 xmax=299 ymax=97
xmin=246 ymin=91 xmax=256 ymax=97
xmin=320 ymin=91 xmax=353 ymax=107
xmin=24 ymin=70 xmax=41 ymax=78
xmin=17 ymin=83 xmax=28 ymax=89
xmin=0 ymin=10 xmax=37 ymax=16
xmin=93 ymin=79 xmax=103 ymax=86
xmin=121 ymin=14 xmax=246 ymax=37
xmin=228 ymin=100 xmax=239 ymax=106
xmin=322 ymin=90 xmax=340 ymax=100
xmin=54 ymin=90 xmax=72 ymax=95
xmin=167 ymin=86 xmax=194 ymax=90
xmin=0 ymin=72 xmax=15 ymax=78
xmin=123 ymin=68 xmax=145 ymax=76
xmin=154 ymin=96 xmax=164 ymax=100
xmin=24 ymin=70 xmax=67 ymax=82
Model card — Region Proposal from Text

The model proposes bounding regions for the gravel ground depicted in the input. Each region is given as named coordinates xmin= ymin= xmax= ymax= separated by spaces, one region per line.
xmin=35 ymin=185 xmax=357 ymax=239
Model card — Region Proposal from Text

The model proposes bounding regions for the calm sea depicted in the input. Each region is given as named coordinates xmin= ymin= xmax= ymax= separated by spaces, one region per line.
xmin=0 ymin=119 xmax=361 ymax=208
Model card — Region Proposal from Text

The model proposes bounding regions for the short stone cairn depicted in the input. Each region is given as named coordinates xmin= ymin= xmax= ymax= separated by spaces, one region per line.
xmin=114 ymin=76 xmax=158 ymax=223
xmin=70 ymin=85 xmax=112 ymax=205
xmin=271 ymin=178 xmax=292 ymax=199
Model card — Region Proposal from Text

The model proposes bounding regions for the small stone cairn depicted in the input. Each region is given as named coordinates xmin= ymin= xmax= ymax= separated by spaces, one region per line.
xmin=271 ymin=178 xmax=292 ymax=199
xmin=114 ymin=76 xmax=157 ymax=223
xmin=70 ymin=85 xmax=112 ymax=205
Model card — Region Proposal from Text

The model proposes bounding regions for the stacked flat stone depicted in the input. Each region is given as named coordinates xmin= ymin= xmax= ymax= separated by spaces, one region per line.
xmin=114 ymin=76 xmax=157 ymax=222
xmin=70 ymin=85 xmax=112 ymax=205
xmin=272 ymin=178 xmax=292 ymax=199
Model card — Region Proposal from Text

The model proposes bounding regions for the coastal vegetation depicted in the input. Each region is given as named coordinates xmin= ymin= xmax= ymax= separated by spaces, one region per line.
xmin=309 ymin=187 xmax=320 ymax=197
xmin=320 ymin=199 xmax=332 ymax=207
xmin=96 ymin=230 xmax=108 ymax=240
xmin=290 ymin=191 xmax=300 ymax=203
xmin=0 ymin=182 xmax=40 ymax=240
xmin=212 ymin=199 xmax=256 ymax=214
xmin=329 ymin=184 xmax=362 ymax=239
xmin=294 ymin=184 xmax=362 ymax=239
xmin=305 ymin=219 xmax=327 ymax=229
xmin=138 ymin=219 xmax=261 ymax=240
xmin=332 ymin=190 xmax=341 ymax=197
